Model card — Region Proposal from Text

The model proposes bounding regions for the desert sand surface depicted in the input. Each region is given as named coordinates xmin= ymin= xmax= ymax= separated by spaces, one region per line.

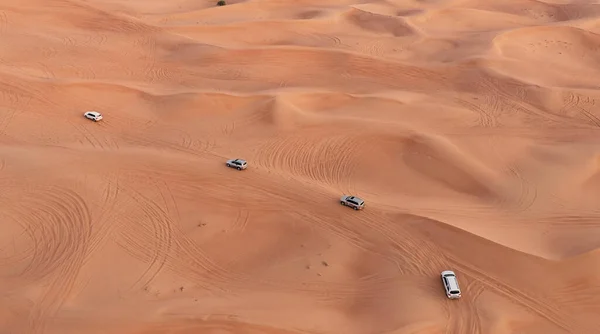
xmin=1 ymin=0 xmax=600 ymax=333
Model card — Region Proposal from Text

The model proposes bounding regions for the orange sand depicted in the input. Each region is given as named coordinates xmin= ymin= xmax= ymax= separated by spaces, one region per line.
xmin=1 ymin=0 xmax=600 ymax=333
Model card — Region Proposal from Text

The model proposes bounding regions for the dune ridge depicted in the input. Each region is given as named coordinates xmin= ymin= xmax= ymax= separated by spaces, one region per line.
xmin=1 ymin=0 xmax=600 ymax=333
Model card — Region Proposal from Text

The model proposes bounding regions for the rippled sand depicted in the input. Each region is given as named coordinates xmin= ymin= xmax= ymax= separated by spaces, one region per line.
xmin=1 ymin=0 xmax=600 ymax=333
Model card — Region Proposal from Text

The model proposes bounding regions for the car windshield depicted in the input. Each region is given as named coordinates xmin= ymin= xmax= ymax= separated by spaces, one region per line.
xmin=450 ymin=290 xmax=460 ymax=294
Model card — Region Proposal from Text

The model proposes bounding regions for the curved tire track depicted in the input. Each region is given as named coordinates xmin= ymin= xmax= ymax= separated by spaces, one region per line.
xmin=359 ymin=211 xmax=450 ymax=274
xmin=123 ymin=130 xmax=219 ymax=159
xmin=69 ymin=119 xmax=117 ymax=150
xmin=136 ymin=35 xmax=171 ymax=84
xmin=117 ymin=180 xmax=238 ymax=291
xmin=231 ymin=208 xmax=250 ymax=233
xmin=445 ymin=281 xmax=484 ymax=334
xmin=83 ymin=171 xmax=122 ymax=265
xmin=14 ymin=187 xmax=92 ymax=334
xmin=256 ymin=133 xmax=361 ymax=189
xmin=118 ymin=186 xmax=174 ymax=290
xmin=506 ymin=164 xmax=538 ymax=212
xmin=152 ymin=180 xmax=245 ymax=291
xmin=497 ymin=81 xmax=592 ymax=129
xmin=449 ymin=259 xmax=575 ymax=333
xmin=565 ymin=92 xmax=600 ymax=128
xmin=0 ymin=108 xmax=17 ymax=137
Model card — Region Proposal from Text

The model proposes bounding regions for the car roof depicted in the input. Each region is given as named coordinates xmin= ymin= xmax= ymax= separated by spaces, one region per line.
xmin=87 ymin=111 xmax=101 ymax=115
xmin=348 ymin=196 xmax=363 ymax=202
xmin=445 ymin=276 xmax=460 ymax=290
xmin=234 ymin=159 xmax=246 ymax=163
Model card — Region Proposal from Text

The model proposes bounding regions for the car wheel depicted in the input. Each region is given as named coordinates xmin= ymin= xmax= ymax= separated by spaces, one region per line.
xmin=353 ymin=206 xmax=358 ymax=210
xmin=340 ymin=201 xmax=345 ymax=206
xmin=237 ymin=167 xmax=241 ymax=170
xmin=226 ymin=164 xmax=230 ymax=167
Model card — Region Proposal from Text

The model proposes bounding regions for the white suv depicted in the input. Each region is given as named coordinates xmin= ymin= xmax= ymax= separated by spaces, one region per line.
xmin=441 ymin=270 xmax=461 ymax=299
xmin=226 ymin=158 xmax=248 ymax=170
xmin=340 ymin=195 xmax=365 ymax=210
xmin=84 ymin=111 xmax=103 ymax=122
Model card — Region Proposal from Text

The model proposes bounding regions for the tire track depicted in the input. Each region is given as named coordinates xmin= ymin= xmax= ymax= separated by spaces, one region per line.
xmin=118 ymin=179 xmax=242 ymax=291
xmin=118 ymin=186 xmax=174 ymax=290
xmin=154 ymin=174 xmax=405 ymax=297
xmin=358 ymin=211 xmax=450 ymax=275
xmin=62 ymin=36 xmax=77 ymax=47
xmin=152 ymin=180 xmax=246 ymax=291
xmin=0 ymin=80 xmax=53 ymax=110
xmin=455 ymin=96 xmax=497 ymax=128
xmin=448 ymin=259 xmax=575 ymax=333
xmin=497 ymin=81 xmax=591 ymax=129
xmin=178 ymin=129 xmax=216 ymax=153
xmin=231 ymin=209 xmax=250 ymax=233
xmin=121 ymin=133 xmax=222 ymax=160
xmin=568 ymin=93 xmax=600 ymax=128
xmin=256 ymin=133 xmax=361 ymax=189
xmin=505 ymin=164 xmax=537 ymax=212
xmin=36 ymin=62 xmax=55 ymax=80
xmin=69 ymin=120 xmax=107 ymax=150
xmin=117 ymin=179 xmax=253 ymax=292
xmin=292 ymin=207 xmax=441 ymax=277
xmin=0 ymin=11 xmax=8 ymax=35
xmin=137 ymin=34 xmax=171 ymax=84
xmin=0 ymin=195 xmax=37 ymax=270
xmin=17 ymin=187 xmax=92 ymax=334
xmin=82 ymin=33 xmax=107 ymax=46
xmin=83 ymin=171 xmax=122 ymax=265
xmin=480 ymin=129 xmax=537 ymax=211
xmin=310 ymin=33 xmax=343 ymax=48
xmin=65 ymin=63 xmax=97 ymax=80
xmin=222 ymin=121 xmax=235 ymax=135
xmin=40 ymin=44 xmax=58 ymax=59
xmin=540 ymin=215 xmax=600 ymax=228
xmin=466 ymin=282 xmax=485 ymax=334
xmin=0 ymin=108 xmax=17 ymax=136
xmin=462 ymin=75 xmax=507 ymax=128
xmin=16 ymin=187 xmax=91 ymax=282
xmin=141 ymin=170 xmax=422 ymax=296
xmin=445 ymin=280 xmax=484 ymax=334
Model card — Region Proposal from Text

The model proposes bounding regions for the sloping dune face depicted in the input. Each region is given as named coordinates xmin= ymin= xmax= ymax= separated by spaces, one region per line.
xmin=1 ymin=0 xmax=600 ymax=333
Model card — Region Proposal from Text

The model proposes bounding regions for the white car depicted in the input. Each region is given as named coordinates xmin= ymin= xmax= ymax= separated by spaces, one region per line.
xmin=340 ymin=195 xmax=365 ymax=210
xmin=84 ymin=111 xmax=103 ymax=122
xmin=441 ymin=270 xmax=461 ymax=299
xmin=226 ymin=158 xmax=248 ymax=170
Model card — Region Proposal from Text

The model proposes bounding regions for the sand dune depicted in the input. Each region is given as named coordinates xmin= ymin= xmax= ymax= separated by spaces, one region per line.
xmin=1 ymin=0 xmax=600 ymax=333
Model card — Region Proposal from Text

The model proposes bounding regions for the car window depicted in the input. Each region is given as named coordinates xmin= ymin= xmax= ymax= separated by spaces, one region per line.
xmin=450 ymin=290 xmax=460 ymax=294
xmin=348 ymin=200 xmax=357 ymax=205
